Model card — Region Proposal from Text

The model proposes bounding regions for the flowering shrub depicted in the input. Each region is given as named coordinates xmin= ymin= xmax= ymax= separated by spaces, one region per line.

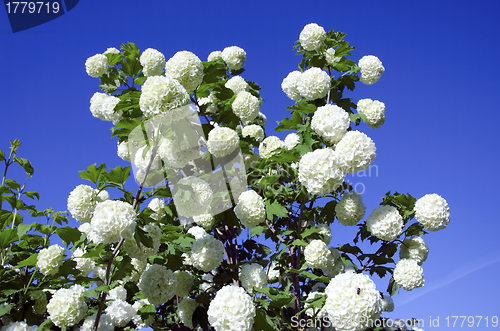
xmin=0 ymin=23 xmax=450 ymax=331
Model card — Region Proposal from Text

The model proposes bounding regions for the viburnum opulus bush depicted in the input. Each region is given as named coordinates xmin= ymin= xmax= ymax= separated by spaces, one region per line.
xmin=0 ymin=23 xmax=451 ymax=331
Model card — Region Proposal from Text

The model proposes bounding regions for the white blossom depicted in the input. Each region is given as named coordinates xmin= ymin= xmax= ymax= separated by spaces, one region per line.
xmin=284 ymin=133 xmax=300 ymax=150
xmin=357 ymin=99 xmax=385 ymax=129
xmin=297 ymin=67 xmax=330 ymax=100
xmin=178 ymin=298 xmax=198 ymax=328
xmin=394 ymin=259 xmax=425 ymax=291
xmin=234 ymin=190 xmax=265 ymax=228
xmin=366 ymin=205 xmax=403 ymax=241
xmin=72 ymin=247 xmax=95 ymax=277
xmin=173 ymin=176 xmax=213 ymax=219
xmin=259 ymin=136 xmax=284 ymax=159
xmin=336 ymin=130 xmax=376 ymax=174
xmin=281 ymin=71 xmax=302 ymax=101
xmin=239 ymin=263 xmax=268 ymax=294
xmin=311 ymin=104 xmax=350 ymax=144
xmin=299 ymin=23 xmax=326 ymax=51
xmin=123 ymin=223 xmax=161 ymax=261
xmin=108 ymin=285 xmax=127 ymax=301
xmin=304 ymin=239 xmax=332 ymax=269
xmin=194 ymin=213 xmax=215 ymax=229
xmin=89 ymin=92 xmax=121 ymax=124
xmin=208 ymin=51 xmax=223 ymax=62
xmin=140 ymin=48 xmax=165 ymax=77
xmin=242 ymin=124 xmax=264 ymax=142
xmin=335 ymin=191 xmax=366 ymax=226
xmin=208 ymin=285 xmax=256 ymax=331
xmin=225 ymin=76 xmax=249 ymax=94
xmin=358 ymin=55 xmax=385 ymax=85
xmin=105 ymin=299 xmax=136 ymax=327
xmin=85 ymin=54 xmax=108 ymax=78
xmin=174 ymin=270 xmax=194 ymax=297
xmin=298 ymin=148 xmax=345 ymax=196
xmin=37 ymin=244 xmax=65 ymax=276
xmin=80 ymin=314 xmax=114 ymax=331
xmin=400 ymin=237 xmax=429 ymax=265
xmin=232 ymin=91 xmax=261 ymax=122
xmin=117 ymin=140 xmax=131 ymax=162
xmin=314 ymin=223 xmax=331 ymax=245
xmin=165 ymin=51 xmax=204 ymax=92
xmin=207 ymin=126 xmax=239 ymax=158
xmin=148 ymin=198 xmax=166 ymax=221
xmin=104 ymin=47 xmax=120 ymax=55
xmin=47 ymin=285 xmax=87 ymax=328
xmin=67 ymin=184 xmax=101 ymax=223
xmin=222 ymin=46 xmax=246 ymax=71
xmin=139 ymin=76 xmax=190 ymax=121
xmin=414 ymin=193 xmax=450 ymax=232
xmin=0 ymin=322 xmax=37 ymax=331
xmin=305 ymin=291 xmax=327 ymax=318
xmin=188 ymin=226 xmax=209 ymax=240
xmin=138 ymin=264 xmax=177 ymax=305
xmin=190 ymin=235 xmax=224 ymax=272
xmin=88 ymin=200 xmax=136 ymax=245
xmin=325 ymin=48 xmax=341 ymax=66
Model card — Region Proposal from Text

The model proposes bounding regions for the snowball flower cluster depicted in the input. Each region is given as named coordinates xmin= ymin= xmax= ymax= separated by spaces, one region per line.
xmin=242 ymin=124 xmax=264 ymax=142
xmin=89 ymin=92 xmax=121 ymax=124
xmin=88 ymin=200 xmax=136 ymax=244
xmin=140 ymin=48 xmax=165 ymax=77
xmin=232 ymin=91 xmax=261 ymax=122
xmin=105 ymin=299 xmax=136 ymax=327
xmin=148 ymin=198 xmax=166 ymax=221
xmin=414 ymin=193 xmax=450 ymax=232
xmin=104 ymin=47 xmax=120 ymax=55
xmin=188 ymin=226 xmax=209 ymax=240
xmin=139 ymin=76 xmax=190 ymax=120
xmin=284 ymin=133 xmax=300 ymax=150
xmin=165 ymin=51 xmax=204 ymax=92
xmin=239 ymin=263 xmax=268 ymax=293
xmin=190 ymin=235 xmax=225 ymax=272
xmin=357 ymin=99 xmax=386 ymax=129
xmin=178 ymin=298 xmax=198 ymax=329
xmin=208 ymin=285 xmax=256 ymax=331
xmin=393 ymin=258 xmax=425 ymax=291
xmin=335 ymin=191 xmax=366 ymax=226
xmin=174 ymin=270 xmax=194 ymax=297
xmin=208 ymin=51 xmax=223 ymax=62
xmin=304 ymin=239 xmax=332 ymax=269
xmin=108 ymin=285 xmax=127 ymax=301
xmin=117 ymin=140 xmax=131 ymax=162
xmin=234 ymin=190 xmax=265 ymax=228
xmin=138 ymin=264 xmax=177 ymax=305
xmin=173 ymin=176 xmax=213 ymax=218
xmin=299 ymin=23 xmax=326 ymax=51
xmin=311 ymin=104 xmax=350 ymax=144
xmin=134 ymin=145 xmax=161 ymax=171
xmin=222 ymin=46 xmax=246 ymax=71
xmin=123 ymin=223 xmax=161 ymax=260
xmin=37 ymin=244 xmax=65 ymax=276
xmin=194 ymin=213 xmax=215 ymax=229
xmin=85 ymin=54 xmax=108 ymax=77
xmin=314 ymin=223 xmax=331 ymax=245
xmin=358 ymin=55 xmax=385 ymax=85
xmin=207 ymin=126 xmax=240 ymax=158
xmin=336 ymin=130 xmax=376 ymax=174
xmin=400 ymin=237 xmax=429 ymax=265
xmin=297 ymin=67 xmax=331 ymax=100
xmin=281 ymin=71 xmax=302 ymax=101
xmin=366 ymin=205 xmax=403 ymax=241
xmin=298 ymin=148 xmax=345 ymax=196
xmin=267 ymin=261 xmax=281 ymax=281
xmin=225 ymin=76 xmax=249 ymax=94
xmin=0 ymin=322 xmax=38 ymax=331
xmin=72 ymin=247 xmax=95 ymax=277
xmin=259 ymin=136 xmax=285 ymax=159
xmin=47 ymin=285 xmax=87 ymax=328
xmin=198 ymin=92 xmax=218 ymax=113
xmin=325 ymin=48 xmax=341 ymax=66
xmin=80 ymin=314 xmax=114 ymax=331
xmin=67 ymin=184 xmax=108 ymax=222
xmin=158 ymin=135 xmax=203 ymax=169
xmin=324 ymin=272 xmax=382 ymax=331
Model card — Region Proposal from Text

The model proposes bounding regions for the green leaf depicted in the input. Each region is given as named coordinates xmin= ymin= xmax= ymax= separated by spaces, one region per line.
xmin=213 ymin=84 xmax=234 ymax=101
xmin=300 ymin=227 xmax=321 ymax=239
xmin=0 ymin=149 xmax=5 ymax=161
xmin=275 ymin=111 xmax=304 ymax=132
xmin=13 ymin=156 xmax=34 ymax=177
xmin=254 ymin=307 xmax=277 ymax=331
xmin=111 ymin=118 xmax=142 ymax=139
xmin=3 ymin=179 xmax=20 ymax=191
xmin=56 ymin=226 xmax=82 ymax=247
xmin=192 ymin=306 xmax=209 ymax=330
xmin=202 ymin=62 xmax=227 ymax=84
xmin=0 ymin=228 xmax=17 ymax=247
xmin=290 ymin=239 xmax=308 ymax=247
xmin=338 ymin=243 xmax=363 ymax=256
xmin=121 ymin=42 xmax=140 ymax=60
xmin=23 ymin=191 xmax=39 ymax=200
xmin=112 ymin=256 xmax=131 ymax=282
xmin=102 ymin=166 xmax=131 ymax=187
xmin=134 ymin=226 xmax=154 ymax=249
xmin=17 ymin=223 xmax=32 ymax=240
xmin=16 ymin=253 xmax=38 ymax=268
xmin=405 ymin=223 xmax=427 ymax=237
xmin=265 ymin=201 xmax=289 ymax=220
xmin=320 ymin=200 xmax=337 ymax=223
xmin=286 ymin=101 xmax=317 ymax=114
xmin=0 ymin=304 xmax=13 ymax=317
xmin=250 ymin=225 xmax=265 ymax=237
xmin=79 ymin=163 xmax=106 ymax=186
xmin=287 ymin=269 xmax=330 ymax=283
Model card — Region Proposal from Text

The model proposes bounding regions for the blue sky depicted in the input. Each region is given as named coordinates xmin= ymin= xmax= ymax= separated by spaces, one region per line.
xmin=1 ymin=0 xmax=500 ymax=328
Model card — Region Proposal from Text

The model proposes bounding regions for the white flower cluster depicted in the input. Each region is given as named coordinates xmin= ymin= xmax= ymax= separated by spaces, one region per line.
xmin=314 ymin=223 xmax=331 ymax=245
xmin=47 ymin=285 xmax=87 ymax=328
xmin=89 ymin=92 xmax=121 ymax=124
xmin=311 ymin=104 xmax=350 ymax=144
xmin=298 ymin=148 xmax=345 ymax=196
xmin=304 ymin=239 xmax=332 ymax=269
xmin=0 ymin=322 xmax=38 ymax=331
xmin=357 ymin=99 xmax=386 ymax=129
xmin=108 ymin=285 xmax=127 ymax=301
xmin=37 ymin=244 xmax=65 ymax=276
xmin=138 ymin=264 xmax=177 ymax=305
xmin=234 ymin=190 xmax=265 ymax=228
xmin=239 ymin=263 xmax=268 ymax=293
xmin=104 ymin=47 xmax=120 ymax=55
xmin=281 ymin=71 xmax=302 ymax=101
xmin=207 ymin=126 xmax=239 ymax=158
xmin=72 ymin=247 xmax=95 ymax=277
xmin=358 ymin=55 xmax=385 ymax=85
xmin=173 ymin=176 xmax=212 ymax=218
xmin=105 ymin=299 xmax=136 ymax=327
xmin=253 ymin=112 xmax=267 ymax=127
xmin=393 ymin=258 xmax=425 ymax=291
xmin=174 ymin=270 xmax=193 ymax=297
xmin=267 ymin=261 xmax=281 ymax=282
xmin=117 ymin=140 xmax=131 ymax=161
xmin=88 ymin=200 xmax=136 ymax=245
xmin=85 ymin=54 xmax=108 ymax=78
xmin=165 ymin=51 xmax=204 ymax=92
xmin=67 ymin=184 xmax=109 ymax=222
xmin=242 ymin=124 xmax=264 ymax=142
xmin=188 ymin=226 xmax=209 ymax=240
xmin=140 ymin=48 xmax=165 ymax=77
xmin=400 ymin=237 xmax=429 ymax=265
xmin=225 ymin=76 xmax=249 ymax=94
xmin=321 ymin=248 xmax=344 ymax=277
xmin=284 ymin=133 xmax=300 ymax=150
xmin=324 ymin=272 xmax=382 ymax=331
xmin=259 ymin=136 xmax=285 ymax=159
xmin=80 ymin=314 xmax=114 ymax=331
xmin=158 ymin=135 xmax=203 ymax=169
xmin=139 ymin=76 xmax=190 ymax=120
xmin=208 ymin=51 xmax=223 ymax=62
xmin=194 ymin=213 xmax=215 ymax=229
xmin=222 ymin=46 xmax=246 ymax=71
xmin=335 ymin=191 xmax=366 ymax=226
xmin=414 ymin=194 xmax=450 ymax=232
xmin=208 ymin=285 xmax=256 ymax=331
xmin=366 ymin=205 xmax=403 ymax=241
xmin=148 ymin=198 xmax=166 ymax=221
xmin=178 ymin=298 xmax=198 ymax=329
xmin=336 ymin=130 xmax=376 ymax=174
xmin=123 ymin=223 xmax=161 ymax=260
xmin=232 ymin=91 xmax=261 ymax=122
xmin=190 ymin=235 xmax=224 ymax=272
xmin=299 ymin=23 xmax=326 ymax=51
xmin=325 ymin=48 xmax=341 ymax=66
xmin=134 ymin=145 xmax=161 ymax=171
xmin=198 ymin=92 xmax=218 ymax=113
xmin=297 ymin=67 xmax=331 ymax=100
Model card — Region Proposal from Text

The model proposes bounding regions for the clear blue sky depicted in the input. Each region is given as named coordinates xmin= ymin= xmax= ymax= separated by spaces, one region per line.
xmin=2 ymin=0 xmax=500 ymax=328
